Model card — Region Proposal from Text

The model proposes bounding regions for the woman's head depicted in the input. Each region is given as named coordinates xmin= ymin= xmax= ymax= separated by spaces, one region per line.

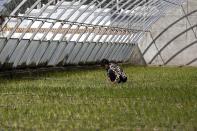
xmin=101 ymin=59 xmax=110 ymax=69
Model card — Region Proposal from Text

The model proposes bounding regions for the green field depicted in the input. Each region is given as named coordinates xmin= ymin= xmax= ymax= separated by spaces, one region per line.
xmin=0 ymin=66 xmax=197 ymax=130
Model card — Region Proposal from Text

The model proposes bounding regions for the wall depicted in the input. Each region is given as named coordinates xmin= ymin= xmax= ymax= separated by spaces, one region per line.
xmin=138 ymin=0 xmax=197 ymax=66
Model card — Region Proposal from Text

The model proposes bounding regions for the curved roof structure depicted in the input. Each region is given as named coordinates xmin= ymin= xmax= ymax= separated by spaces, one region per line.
xmin=0 ymin=0 xmax=185 ymax=69
xmin=139 ymin=2 xmax=197 ymax=67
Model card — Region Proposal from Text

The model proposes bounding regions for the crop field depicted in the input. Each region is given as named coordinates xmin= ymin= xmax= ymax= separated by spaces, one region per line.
xmin=0 ymin=66 xmax=197 ymax=130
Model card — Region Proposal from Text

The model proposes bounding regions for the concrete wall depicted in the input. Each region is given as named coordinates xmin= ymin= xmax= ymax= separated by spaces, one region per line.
xmin=138 ymin=0 xmax=197 ymax=66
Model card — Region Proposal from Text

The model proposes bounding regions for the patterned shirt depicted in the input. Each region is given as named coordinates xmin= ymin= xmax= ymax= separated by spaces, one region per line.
xmin=107 ymin=63 xmax=127 ymax=82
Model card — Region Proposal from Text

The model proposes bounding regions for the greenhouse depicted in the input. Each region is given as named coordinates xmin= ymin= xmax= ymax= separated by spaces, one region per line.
xmin=0 ymin=0 xmax=196 ymax=69
xmin=0 ymin=0 xmax=197 ymax=130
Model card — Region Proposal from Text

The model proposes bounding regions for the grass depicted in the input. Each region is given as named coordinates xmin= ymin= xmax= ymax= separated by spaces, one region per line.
xmin=0 ymin=66 xmax=197 ymax=130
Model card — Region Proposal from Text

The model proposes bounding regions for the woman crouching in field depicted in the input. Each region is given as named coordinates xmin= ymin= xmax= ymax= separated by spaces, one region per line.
xmin=101 ymin=59 xmax=127 ymax=84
